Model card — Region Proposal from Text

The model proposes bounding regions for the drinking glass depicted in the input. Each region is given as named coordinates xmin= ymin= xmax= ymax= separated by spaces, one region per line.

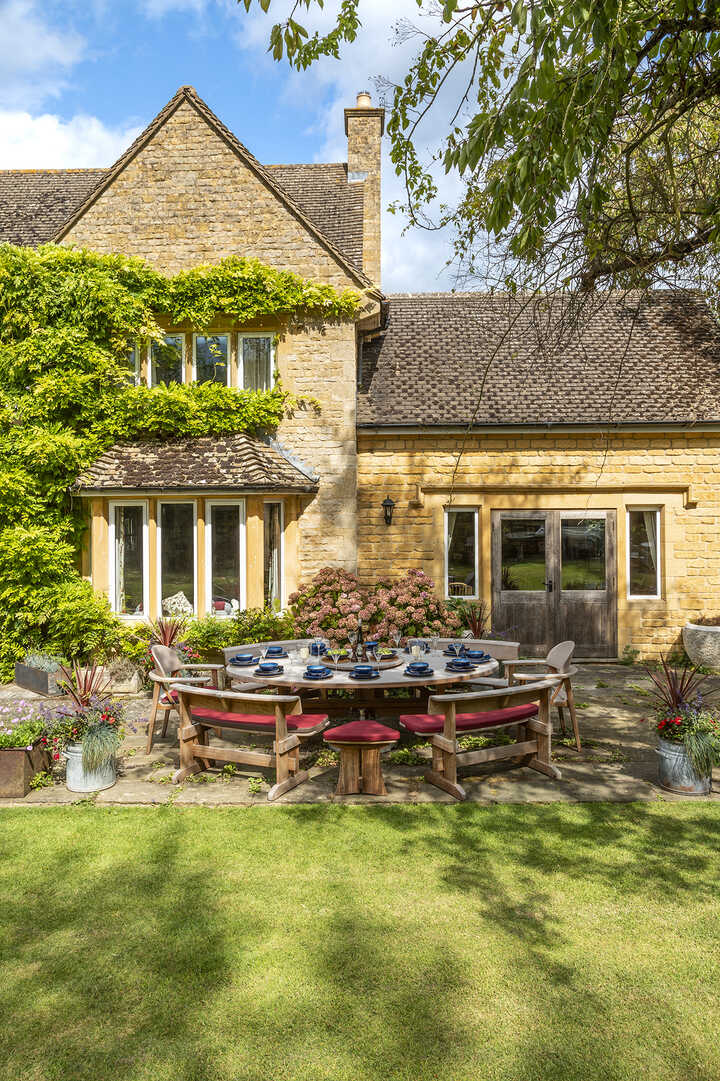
xmin=393 ymin=630 xmax=402 ymax=651
xmin=431 ymin=636 xmax=440 ymax=655
xmin=411 ymin=642 xmax=421 ymax=661
xmin=299 ymin=645 xmax=309 ymax=665
xmin=348 ymin=630 xmax=358 ymax=659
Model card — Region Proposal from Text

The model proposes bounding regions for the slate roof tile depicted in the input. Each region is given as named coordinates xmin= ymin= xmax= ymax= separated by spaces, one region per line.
xmin=76 ymin=433 xmax=318 ymax=492
xmin=358 ymin=291 xmax=720 ymax=426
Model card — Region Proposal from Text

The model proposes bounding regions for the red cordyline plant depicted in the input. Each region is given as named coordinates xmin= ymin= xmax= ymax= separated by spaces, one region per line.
xmin=57 ymin=662 xmax=113 ymax=709
xmin=147 ymin=617 xmax=187 ymax=647
xmin=644 ymin=654 xmax=716 ymax=716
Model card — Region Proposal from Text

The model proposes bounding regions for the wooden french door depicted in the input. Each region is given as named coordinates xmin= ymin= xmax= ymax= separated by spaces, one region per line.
xmin=491 ymin=509 xmax=617 ymax=658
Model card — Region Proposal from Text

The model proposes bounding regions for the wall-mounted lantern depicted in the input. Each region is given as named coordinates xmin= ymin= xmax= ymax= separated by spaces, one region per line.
xmin=382 ymin=496 xmax=396 ymax=526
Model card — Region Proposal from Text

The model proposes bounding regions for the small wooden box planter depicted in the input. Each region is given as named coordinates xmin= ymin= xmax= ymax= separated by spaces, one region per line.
xmin=0 ymin=741 xmax=50 ymax=798
xmin=14 ymin=662 xmax=62 ymax=697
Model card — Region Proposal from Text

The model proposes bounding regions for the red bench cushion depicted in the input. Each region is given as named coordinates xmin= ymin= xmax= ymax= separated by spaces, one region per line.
xmin=160 ymin=689 xmax=179 ymax=706
xmin=191 ymin=707 xmax=328 ymax=732
xmin=324 ymin=720 xmax=399 ymax=744
xmin=400 ymin=703 xmax=538 ymax=735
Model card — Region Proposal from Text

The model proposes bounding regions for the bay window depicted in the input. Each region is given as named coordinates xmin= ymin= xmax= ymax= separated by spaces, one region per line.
xmin=109 ymin=502 xmax=148 ymax=616
xmin=627 ymin=508 xmax=661 ymax=598
xmin=240 ymin=334 xmax=273 ymax=391
xmin=445 ymin=508 xmax=478 ymax=598
xmin=158 ymin=502 xmax=196 ymax=615
xmin=206 ymin=501 xmax=246 ymax=614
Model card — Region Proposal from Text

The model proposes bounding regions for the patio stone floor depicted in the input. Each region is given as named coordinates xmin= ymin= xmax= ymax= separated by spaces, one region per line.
xmin=2 ymin=663 xmax=719 ymax=806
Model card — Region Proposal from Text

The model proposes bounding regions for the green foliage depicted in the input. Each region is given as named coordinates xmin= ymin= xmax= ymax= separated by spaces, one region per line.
xmin=0 ymin=244 xmax=358 ymax=678
xmin=243 ymin=1 xmax=720 ymax=295
xmin=0 ymin=718 xmax=45 ymax=750
xmin=29 ymin=770 xmax=53 ymax=790
xmin=230 ymin=606 xmax=297 ymax=645
xmin=183 ymin=615 xmax=244 ymax=656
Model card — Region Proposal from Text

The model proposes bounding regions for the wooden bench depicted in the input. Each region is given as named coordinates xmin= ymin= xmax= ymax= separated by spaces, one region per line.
xmin=400 ymin=679 xmax=561 ymax=801
xmin=172 ymin=684 xmax=329 ymax=801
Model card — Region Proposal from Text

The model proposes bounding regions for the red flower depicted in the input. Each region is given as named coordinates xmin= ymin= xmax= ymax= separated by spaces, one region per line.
xmin=53 ymin=752 xmax=60 ymax=761
xmin=674 ymin=718 xmax=681 ymax=725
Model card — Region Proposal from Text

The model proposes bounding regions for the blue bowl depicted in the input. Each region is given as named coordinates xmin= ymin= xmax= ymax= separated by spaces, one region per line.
xmin=258 ymin=661 xmax=280 ymax=672
xmin=464 ymin=650 xmax=488 ymax=660
xmin=307 ymin=664 xmax=329 ymax=676
xmin=353 ymin=664 xmax=374 ymax=675
xmin=231 ymin=653 xmax=254 ymax=664
xmin=265 ymin=646 xmax=284 ymax=656
xmin=448 ymin=659 xmax=472 ymax=670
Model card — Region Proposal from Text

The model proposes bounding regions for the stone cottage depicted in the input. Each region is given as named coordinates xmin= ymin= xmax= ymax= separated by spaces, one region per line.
xmin=2 ymin=85 xmax=720 ymax=659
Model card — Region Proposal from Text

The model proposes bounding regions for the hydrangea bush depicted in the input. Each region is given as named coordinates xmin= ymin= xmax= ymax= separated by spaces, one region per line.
xmin=289 ymin=567 xmax=462 ymax=644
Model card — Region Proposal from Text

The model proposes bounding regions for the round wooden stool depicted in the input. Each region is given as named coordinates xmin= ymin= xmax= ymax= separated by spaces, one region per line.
xmin=323 ymin=721 xmax=399 ymax=796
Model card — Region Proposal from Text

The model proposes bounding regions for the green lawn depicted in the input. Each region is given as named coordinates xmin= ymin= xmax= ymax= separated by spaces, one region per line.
xmin=2 ymin=803 xmax=720 ymax=1081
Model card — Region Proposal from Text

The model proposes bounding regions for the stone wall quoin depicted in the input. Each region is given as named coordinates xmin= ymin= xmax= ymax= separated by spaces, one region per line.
xmin=356 ymin=429 xmax=720 ymax=658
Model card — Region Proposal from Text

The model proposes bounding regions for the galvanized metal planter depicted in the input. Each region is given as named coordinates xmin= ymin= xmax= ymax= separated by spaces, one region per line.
xmin=13 ymin=662 xmax=62 ymax=697
xmin=0 ymin=741 xmax=50 ymax=797
xmin=657 ymin=737 xmax=711 ymax=796
xmin=63 ymin=742 xmax=116 ymax=793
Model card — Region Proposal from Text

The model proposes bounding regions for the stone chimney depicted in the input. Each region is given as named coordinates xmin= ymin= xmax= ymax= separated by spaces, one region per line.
xmin=344 ymin=91 xmax=385 ymax=287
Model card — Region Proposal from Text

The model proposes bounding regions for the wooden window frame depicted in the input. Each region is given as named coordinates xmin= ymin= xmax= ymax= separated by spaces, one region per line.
xmin=156 ymin=500 xmax=198 ymax=616
xmin=238 ymin=332 xmax=275 ymax=391
xmin=108 ymin=500 xmax=150 ymax=618
xmin=626 ymin=506 xmax=662 ymax=600
xmin=205 ymin=499 xmax=247 ymax=616
xmin=444 ymin=506 xmax=479 ymax=601
xmin=149 ymin=334 xmax=186 ymax=388
xmin=192 ymin=333 xmax=231 ymax=387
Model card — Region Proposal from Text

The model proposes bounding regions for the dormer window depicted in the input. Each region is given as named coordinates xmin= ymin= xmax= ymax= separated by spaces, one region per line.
xmin=239 ymin=334 xmax=273 ymax=391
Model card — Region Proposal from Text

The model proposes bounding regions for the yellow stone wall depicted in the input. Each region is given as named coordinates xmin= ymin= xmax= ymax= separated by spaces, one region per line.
xmin=357 ymin=430 xmax=720 ymax=658
xmin=64 ymin=98 xmax=365 ymax=576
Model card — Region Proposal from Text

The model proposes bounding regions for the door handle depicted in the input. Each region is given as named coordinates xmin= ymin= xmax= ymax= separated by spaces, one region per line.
xmin=547 ymin=579 xmax=553 ymax=593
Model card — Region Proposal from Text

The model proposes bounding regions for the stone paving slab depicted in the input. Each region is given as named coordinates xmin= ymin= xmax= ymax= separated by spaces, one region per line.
xmin=1 ymin=664 xmax=719 ymax=807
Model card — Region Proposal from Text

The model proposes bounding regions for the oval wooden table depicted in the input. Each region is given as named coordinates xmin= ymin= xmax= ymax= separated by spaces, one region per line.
xmin=226 ymin=652 xmax=500 ymax=721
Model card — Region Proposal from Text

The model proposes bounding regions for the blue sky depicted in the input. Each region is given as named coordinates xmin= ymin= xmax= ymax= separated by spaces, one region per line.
xmin=0 ymin=0 xmax=460 ymax=291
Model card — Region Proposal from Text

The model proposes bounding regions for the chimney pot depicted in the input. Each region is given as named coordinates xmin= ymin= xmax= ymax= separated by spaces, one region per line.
xmin=356 ymin=91 xmax=372 ymax=108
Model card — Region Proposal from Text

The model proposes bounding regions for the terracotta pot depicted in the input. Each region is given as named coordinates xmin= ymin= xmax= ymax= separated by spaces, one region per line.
xmin=0 ymin=741 xmax=50 ymax=797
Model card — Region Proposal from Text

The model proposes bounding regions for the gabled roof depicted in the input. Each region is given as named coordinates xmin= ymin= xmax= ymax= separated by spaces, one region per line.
xmin=51 ymin=85 xmax=373 ymax=290
xmin=76 ymin=433 xmax=319 ymax=493
xmin=358 ymin=291 xmax=720 ymax=427
xmin=0 ymin=169 xmax=105 ymax=246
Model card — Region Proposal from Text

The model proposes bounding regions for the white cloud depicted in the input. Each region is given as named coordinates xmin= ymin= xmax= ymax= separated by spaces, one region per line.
xmin=0 ymin=110 xmax=142 ymax=167
xmin=0 ymin=0 xmax=85 ymax=108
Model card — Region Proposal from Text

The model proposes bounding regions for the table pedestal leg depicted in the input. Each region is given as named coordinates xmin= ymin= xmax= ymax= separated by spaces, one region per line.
xmin=360 ymin=747 xmax=387 ymax=795
xmin=336 ymin=746 xmax=361 ymax=795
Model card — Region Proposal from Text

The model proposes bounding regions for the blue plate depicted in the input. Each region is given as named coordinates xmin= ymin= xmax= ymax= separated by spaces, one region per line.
xmin=262 ymin=650 xmax=289 ymax=659
xmin=304 ymin=669 xmax=333 ymax=680
xmin=446 ymin=662 xmax=475 ymax=673
xmin=230 ymin=656 xmax=256 ymax=666
xmin=404 ymin=666 xmax=432 ymax=678
xmin=349 ymin=670 xmax=381 ymax=680
xmin=254 ymin=664 xmax=284 ymax=676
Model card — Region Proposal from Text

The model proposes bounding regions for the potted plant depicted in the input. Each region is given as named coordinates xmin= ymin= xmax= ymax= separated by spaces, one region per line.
xmin=14 ymin=652 xmax=66 ymax=696
xmin=47 ymin=664 xmax=126 ymax=792
xmin=645 ymin=656 xmax=720 ymax=794
xmin=682 ymin=616 xmax=720 ymax=669
xmin=0 ymin=701 xmax=49 ymax=797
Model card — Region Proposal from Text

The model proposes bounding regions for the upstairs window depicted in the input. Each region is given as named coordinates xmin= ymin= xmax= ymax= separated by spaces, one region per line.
xmin=151 ymin=335 xmax=184 ymax=386
xmin=194 ymin=334 xmax=229 ymax=385
xmin=122 ymin=345 xmax=141 ymax=383
xmin=240 ymin=334 xmax=273 ymax=391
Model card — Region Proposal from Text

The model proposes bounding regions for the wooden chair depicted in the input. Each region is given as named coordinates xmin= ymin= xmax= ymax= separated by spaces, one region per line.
xmin=504 ymin=641 xmax=581 ymax=751
xmin=171 ymin=684 xmax=329 ymax=801
xmin=399 ymin=679 xmax=561 ymax=801
xmin=146 ymin=644 xmax=226 ymax=754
